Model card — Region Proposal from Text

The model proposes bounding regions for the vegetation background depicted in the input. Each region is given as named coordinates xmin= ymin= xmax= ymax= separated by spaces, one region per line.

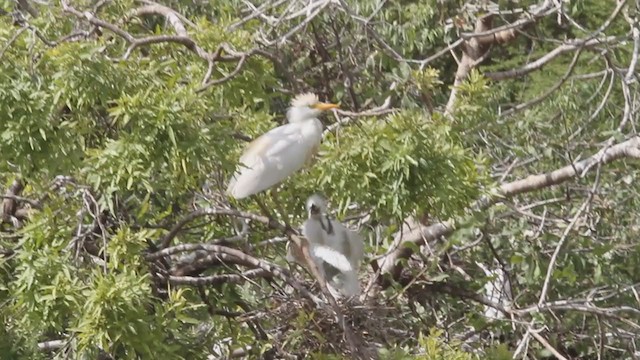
xmin=1 ymin=0 xmax=639 ymax=359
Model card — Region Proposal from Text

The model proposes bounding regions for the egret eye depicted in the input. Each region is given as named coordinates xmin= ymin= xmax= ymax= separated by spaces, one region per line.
xmin=309 ymin=204 xmax=321 ymax=214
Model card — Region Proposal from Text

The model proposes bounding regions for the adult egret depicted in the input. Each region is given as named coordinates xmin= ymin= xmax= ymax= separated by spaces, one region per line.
xmin=226 ymin=93 xmax=339 ymax=199
xmin=287 ymin=194 xmax=364 ymax=298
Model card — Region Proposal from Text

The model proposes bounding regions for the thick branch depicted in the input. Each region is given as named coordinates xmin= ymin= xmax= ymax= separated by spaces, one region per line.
xmin=374 ymin=136 xmax=640 ymax=284
xmin=166 ymin=268 xmax=272 ymax=285
xmin=444 ymin=15 xmax=496 ymax=116
xmin=133 ymin=4 xmax=188 ymax=36
xmin=460 ymin=1 xmax=557 ymax=40
xmin=445 ymin=1 xmax=559 ymax=115
xmin=147 ymin=243 xmax=317 ymax=300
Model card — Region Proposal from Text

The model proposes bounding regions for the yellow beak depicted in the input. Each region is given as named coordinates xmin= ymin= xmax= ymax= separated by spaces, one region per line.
xmin=312 ymin=102 xmax=339 ymax=111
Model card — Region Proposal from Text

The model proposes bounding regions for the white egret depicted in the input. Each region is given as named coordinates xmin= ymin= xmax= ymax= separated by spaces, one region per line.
xmin=226 ymin=93 xmax=339 ymax=199
xmin=287 ymin=194 xmax=364 ymax=298
xmin=476 ymin=261 xmax=512 ymax=321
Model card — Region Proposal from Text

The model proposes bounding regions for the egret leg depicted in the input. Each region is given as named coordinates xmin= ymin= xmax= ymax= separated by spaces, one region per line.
xmin=254 ymin=194 xmax=274 ymax=219
xmin=270 ymin=188 xmax=293 ymax=231
xmin=254 ymin=194 xmax=279 ymax=253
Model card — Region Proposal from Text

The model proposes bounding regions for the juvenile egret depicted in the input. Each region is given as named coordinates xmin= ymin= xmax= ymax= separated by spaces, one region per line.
xmin=226 ymin=93 xmax=339 ymax=199
xmin=287 ymin=194 xmax=364 ymax=298
xmin=285 ymin=237 xmax=353 ymax=277
xmin=476 ymin=261 xmax=512 ymax=321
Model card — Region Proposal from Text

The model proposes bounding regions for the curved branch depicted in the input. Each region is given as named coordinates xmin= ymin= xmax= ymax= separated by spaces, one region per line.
xmin=133 ymin=4 xmax=188 ymax=36
xmin=157 ymin=207 xmax=282 ymax=249
xmin=147 ymin=243 xmax=319 ymax=301
xmin=485 ymin=36 xmax=620 ymax=81
xmin=197 ymin=55 xmax=248 ymax=92
xmin=499 ymin=45 xmax=584 ymax=117
xmin=60 ymin=0 xmax=265 ymax=88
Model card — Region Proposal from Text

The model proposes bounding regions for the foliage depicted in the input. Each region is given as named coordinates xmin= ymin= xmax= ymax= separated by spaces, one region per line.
xmin=313 ymin=110 xmax=485 ymax=220
xmin=0 ymin=0 xmax=639 ymax=358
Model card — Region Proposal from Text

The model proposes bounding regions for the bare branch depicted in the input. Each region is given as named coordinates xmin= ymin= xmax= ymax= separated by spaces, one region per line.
xmin=166 ymin=268 xmax=272 ymax=285
xmin=372 ymin=136 xmax=640 ymax=285
xmin=460 ymin=1 xmax=558 ymax=40
xmin=500 ymin=46 xmax=584 ymax=117
xmin=133 ymin=4 xmax=188 ymax=36
xmin=197 ymin=55 xmax=248 ymax=92
xmin=158 ymin=207 xmax=282 ymax=249
xmin=60 ymin=0 xmax=265 ymax=89
xmin=530 ymin=329 xmax=569 ymax=360
xmin=486 ymin=36 xmax=620 ymax=81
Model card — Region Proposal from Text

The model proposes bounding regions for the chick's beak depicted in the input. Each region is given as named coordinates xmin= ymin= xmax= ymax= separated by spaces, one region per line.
xmin=313 ymin=102 xmax=339 ymax=111
xmin=309 ymin=204 xmax=321 ymax=216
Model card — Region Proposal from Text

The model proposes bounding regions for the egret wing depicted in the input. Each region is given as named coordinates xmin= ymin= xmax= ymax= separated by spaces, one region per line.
xmin=227 ymin=123 xmax=319 ymax=198
xmin=311 ymin=244 xmax=353 ymax=273
xmin=327 ymin=220 xmax=364 ymax=269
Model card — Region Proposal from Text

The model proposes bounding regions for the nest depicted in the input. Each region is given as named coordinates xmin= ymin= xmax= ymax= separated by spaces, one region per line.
xmin=263 ymin=278 xmax=415 ymax=358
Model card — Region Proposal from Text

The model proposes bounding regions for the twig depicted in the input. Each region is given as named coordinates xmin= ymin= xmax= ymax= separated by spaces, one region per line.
xmin=529 ymin=329 xmax=569 ymax=360
xmin=500 ymin=45 xmax=584 ymax=117
xmin=0 ymin=26 xmax=28 ymax=59
xmin=197 ymin=55 xmax=248 ymax=92
xmin=486 ymin=36 xmax=619 ymax=81
xmin=158 ymin=206 xmax=282 ymax=249
xmin=537 ymin=194 xmax=591 ymax=306
xmin=165 ymin=268 xmax=271 ymax=285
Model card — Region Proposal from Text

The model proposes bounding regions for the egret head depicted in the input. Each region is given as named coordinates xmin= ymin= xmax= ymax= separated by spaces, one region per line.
xmin=306 ymin=194 xmax=328 ymax=218
xmin=287 ymin=93 xmax=339 ymax=123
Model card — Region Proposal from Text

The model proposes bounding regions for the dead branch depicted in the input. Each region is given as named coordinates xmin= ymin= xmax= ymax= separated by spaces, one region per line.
xmin=486 ymin=36 xmax=620 ymax=81
xmin=444 ymin=1 xmax=560 ymax=115
xmin=166 ymin=268 xmax=272 ymax=285
xmin=132 ymin=4 xmax=188 ymax=36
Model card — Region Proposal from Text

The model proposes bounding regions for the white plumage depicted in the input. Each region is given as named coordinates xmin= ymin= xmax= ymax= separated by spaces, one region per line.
xmin=226 ymin=93 xmax=338 ymax=199
xmin=285 ymin=241 xmax=353 ymax=273
xmin=288 ymin=194 xmax=365 ymax=298
xmin=476 ymin=261 xmax=512 ymax=321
